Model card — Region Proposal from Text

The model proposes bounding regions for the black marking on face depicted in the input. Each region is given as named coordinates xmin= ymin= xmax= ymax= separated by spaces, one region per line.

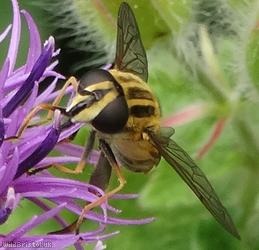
xmin=68 ymin=88 xmax=113 ymax=117
xmin=92 ymin=89 xmax=112 ymax=101
xmin=67 ymin=95 xmax=96 ymax=117
xmin=127 ymin=87 xmax=153 ymax=100
xmin=130 ymin=105 xmax=155 ymax=117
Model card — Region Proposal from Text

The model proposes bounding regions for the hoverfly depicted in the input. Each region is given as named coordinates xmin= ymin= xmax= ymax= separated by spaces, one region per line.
xmin=13 ymin=2 xmax=240 ymax=239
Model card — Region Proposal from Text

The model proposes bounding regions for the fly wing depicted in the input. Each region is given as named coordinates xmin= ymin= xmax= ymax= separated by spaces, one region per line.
xmin=148 ymin=130 xmax=240 ymax=239
xmin=115 ymin=2 xmax=148 ymax=82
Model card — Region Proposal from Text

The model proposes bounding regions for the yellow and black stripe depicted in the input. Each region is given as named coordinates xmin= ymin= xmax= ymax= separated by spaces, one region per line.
xmin=66 ymin=68 xmax=160 ymax=134
xmin=109 ymin=69 xmax=160 ymax=131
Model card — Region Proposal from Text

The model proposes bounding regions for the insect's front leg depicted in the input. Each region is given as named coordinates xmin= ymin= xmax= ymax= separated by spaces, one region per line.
xmin=47 ymin=76 xmax=79 ymax=120
xmin=29 ymin=129 xmax=96 ymax=176
xmin=4 ymin=103 xmax=64 ymax=141
xmin=48 ymin=139 xmax=113 ymax=235
xmin=4 ymin=77 xmax=78 ymax=141
xmin=53 ymin=130 xmax=96 ymax=174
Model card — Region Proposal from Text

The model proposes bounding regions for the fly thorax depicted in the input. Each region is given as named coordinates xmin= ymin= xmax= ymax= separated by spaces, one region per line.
xmin=66 ymin=69 xmax=129 ymax=133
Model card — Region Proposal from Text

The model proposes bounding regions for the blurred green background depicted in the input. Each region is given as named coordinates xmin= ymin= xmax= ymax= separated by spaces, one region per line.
xmin=1 ymin=0 xmax=259 ymax=249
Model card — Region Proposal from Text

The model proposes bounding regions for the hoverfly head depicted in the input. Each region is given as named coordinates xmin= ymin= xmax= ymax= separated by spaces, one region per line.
xmin=67 ymin=69 xmax=129 ymax=134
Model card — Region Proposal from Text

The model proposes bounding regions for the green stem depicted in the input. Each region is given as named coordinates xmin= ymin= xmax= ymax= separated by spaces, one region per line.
xmin=234 ymin=118 xmax=259 ymax=165
xmin=239 ymin=168 xmax=259 ymax=228
xmin=196 ymin=69 xmax=227 ymax=103
xmin=169 ymin=41 xmax=227 ymax=104
xmin=234 ymin=118 xmax=259 ymax=228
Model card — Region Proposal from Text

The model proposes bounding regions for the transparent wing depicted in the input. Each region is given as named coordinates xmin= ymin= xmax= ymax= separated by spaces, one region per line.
xmin=115 ymin=2 xmax=148 ymax=81
xmin=148 ymin=130 xmax=240 ymax=239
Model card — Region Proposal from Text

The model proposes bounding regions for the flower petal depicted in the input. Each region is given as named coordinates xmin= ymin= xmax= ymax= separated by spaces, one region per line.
xmin=0 ymin=235 xmax=80 ymax=250
xmin=35 ymin=156 xmax=80 ymax=168
xmin=5 ymin=203 xmax=67 ymax=241
xmin=0 ymin=147 xmax=19 ymax=194
xmin=44 ymin=85 xmax=73 ymax=103
xmin=58 ymin=123 xmax=83 ymax=141
xmin=0 ymin=119 xmax=4 ymax=147
xmin=94 ymin=240 xmax=106 ymax=250
xmin=1 ymin=109 xmax=20 ymax=159
xmin=6 ymin=0 xmax=21 ymax=75
xmin=15 ymin=127 xmax=60 ymax=179
xmin=22 ymin=82 xmax=39 ymax=114
xmin=3 ymin=38 xmax=54 ymax=117
xmin=81 ymin=231 xmax=120 ymax=242
xmin=14 ymin=176 xmax=104 ymax=200
xmin=35 ymin=77 xmax=58 ymax=104
xmin=0 ymin=187 xmax=16 ymax=224
xmin=0 ymin=207 xmax=11 ymax=224
xmin=0 ymin=24 xmax=12 ymax=44
xmin=0 ymin=58 xmax=10 ymax=100
xmin=55 ymin=143 xmax=100 ymax=165
xmin=28 ymin=197 xmax=68 ymax=228
xmin=21 ymin=10 xmax=41 ymax=73
xmin=51 ymin=197 xmax=154 ymax=225
xmin=4 ymin=72 xmax=29 ymax=92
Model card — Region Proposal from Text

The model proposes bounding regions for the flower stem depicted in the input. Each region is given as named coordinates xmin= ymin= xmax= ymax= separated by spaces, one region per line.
xmin=239 ymin=168 xmax=259 ymax=228
xmin=234 ymin=118 xmax=259 ymax=164
xmin=234 ymin=118 xmax=259 ymax=229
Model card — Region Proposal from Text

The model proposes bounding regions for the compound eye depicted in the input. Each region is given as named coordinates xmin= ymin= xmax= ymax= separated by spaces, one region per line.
xmin=92 ymin=96 xmax=129 ymax=134
xmin=78 ymin=69 xmax=116 ymax=95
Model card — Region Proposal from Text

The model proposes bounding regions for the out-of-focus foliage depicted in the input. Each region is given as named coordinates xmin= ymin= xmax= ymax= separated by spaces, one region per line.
xmin=2 ymin=0 xmax=259 ymax=249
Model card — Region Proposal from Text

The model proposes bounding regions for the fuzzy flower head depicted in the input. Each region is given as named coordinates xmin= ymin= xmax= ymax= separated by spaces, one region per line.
xmin=0 ymin=1 xmax=153 ymax=249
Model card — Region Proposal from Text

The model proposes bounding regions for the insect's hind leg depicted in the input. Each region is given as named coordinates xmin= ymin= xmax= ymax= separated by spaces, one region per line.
xmin=74 ymin=139 xmax=126 ymax=233
xmin=48 ymin=149 xmax=113 ymax=235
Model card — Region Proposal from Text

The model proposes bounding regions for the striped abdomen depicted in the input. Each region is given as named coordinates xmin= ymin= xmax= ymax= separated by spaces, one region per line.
xmin=108 ymin=69 xmax=161 ymax=173
xmin=109 ymin=69 xmax=160 ymax=132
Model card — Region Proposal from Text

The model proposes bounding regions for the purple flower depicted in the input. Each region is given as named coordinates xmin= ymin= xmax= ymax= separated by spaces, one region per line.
xmin=0 ymin=0 xmax=154 ymax=249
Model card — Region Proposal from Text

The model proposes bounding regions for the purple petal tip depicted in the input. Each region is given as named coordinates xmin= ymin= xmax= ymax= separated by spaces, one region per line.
xmin=0 ymin=208 xmax=11 ymax=224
